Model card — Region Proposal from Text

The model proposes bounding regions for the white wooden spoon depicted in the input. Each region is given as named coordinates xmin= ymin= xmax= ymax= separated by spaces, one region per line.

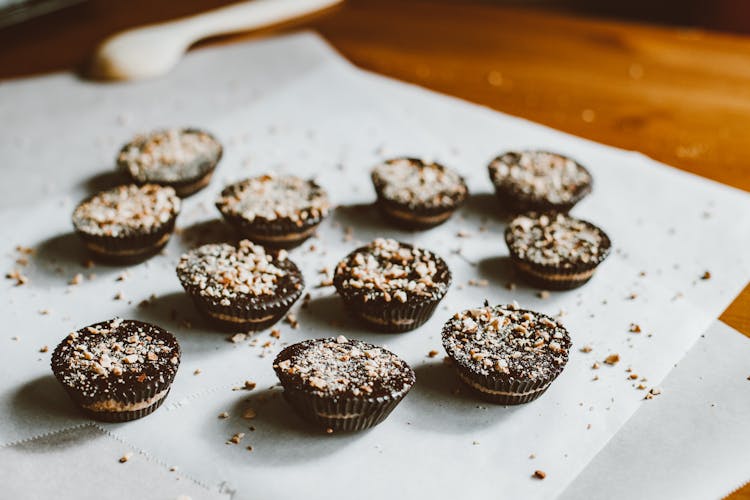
xmin=91 ymin=0 xmax=343 ymax=81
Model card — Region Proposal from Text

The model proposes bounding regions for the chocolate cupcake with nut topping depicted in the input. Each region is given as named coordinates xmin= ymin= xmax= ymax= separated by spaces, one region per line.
xmin=72 ymin=184 xmax=180 ymax=264
xmin=216 ymin=174 xmax=330 ymax=249
xmin=51 ymin=318 xmax=180 ymax=422
xmin=274 ymin=336 xmax=415 ymax=431
xmin=333 ymin=238 xmax=451 ymax=332
xmin=117 ymin=128 xmax=222 ymax=197
xmin=176 ymin=240 xmax=304 ymax=331
xmin=442 ymin=303 xmax=570 ymax=405
xmin=488 ymin=151 xmax=592 ymax=213
xmin=371 ymin=157 xmax=468 ymax=229
xmin=505 ymin=212 xmax=611 ymax=290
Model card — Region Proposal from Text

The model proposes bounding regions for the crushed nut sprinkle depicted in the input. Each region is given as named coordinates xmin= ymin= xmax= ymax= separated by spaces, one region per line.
xmin=334 ymin=238 xmax=449 ymax=302
xmin=73 ymin=184 xmax=180 ymax=237
xmin=216 ymin=174 xmax=329 ymax=224
xmin=51 ymin=319 xmax=179 ymax=398
xmin=442 ymin=305 xmax=571 ymax=380
xmin=371 ymin=157 xmax=467 ymax=209
xmin=118 ymin=128 xmax=221 ymax=183
xmin=177 ymin=240 xmax=301 ymax=301
xmin=506 ymin=213 xmax=610 ymax=268
xmin=274 ymin=337 xmax=415 ymax=398
xmin=604 ymin=353 xmax=620 ymax=365
xmin=489 ymin=151 xmax=591 ymax=204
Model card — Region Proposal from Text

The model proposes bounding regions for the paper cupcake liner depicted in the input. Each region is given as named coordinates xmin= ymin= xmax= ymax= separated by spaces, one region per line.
xmin=180 ymin=280 xmax=304 ymax=332
xmin=217 ymin=211 xmax=324 ymax=250
xmin=281 ymin=386 xmax=410 ymax=431
xmin=453 ymin=365 xmax=560 ymax=405
xmin=75 ymin=215 xmax=177 ymax=265
xmin=339 ymin=294 xmax=445 ymax=333
xmin=78 ymin=388 xmax=172 ymax=423
xmin=374 ymin=197 xmax=459 ymax=230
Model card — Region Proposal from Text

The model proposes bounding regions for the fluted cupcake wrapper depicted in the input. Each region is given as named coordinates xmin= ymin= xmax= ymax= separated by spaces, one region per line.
xmin=217 ymin=211 xmax=325 ymax=250
xmin=53 ymin=367 xmax=178 ymax=423
xmin=340 ymin=294 xmax=445 ymax=333
xmin=75 ymin=215 xmax=177 ymax=265
xmin=453 ymin=364 xmax=561 ymax=405
xmin=374 ymin=196 xmax=461 ymax=230
xmin=180 ymin=282 xmax=304 ymax=332
xmin=281 ymin=386 xmax=410 ymax=432
xmin=509 ymin=255 xmax=601 ymax=290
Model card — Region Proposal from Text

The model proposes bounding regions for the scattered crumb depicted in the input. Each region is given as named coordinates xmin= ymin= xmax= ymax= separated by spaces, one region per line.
xmin=644 ymin=387 xmax=662 ymax=400
xmin=604 ymin=354 xmax=620 ymax=366
xmin=427 ymin=350 xmax=439 ymax=358
xmin=629 ymin=373 xmax=638 ymax=380
xmin=629 ymin=323 xmax=641 ymax=333
xmin=38 ymin=309 xmax=50 ymax=315
xmin=270 ymin=329 xmax=281 ymax=339
xmin=580 ymin=345 xmax=593 ymax=353
xmin=627 ymin=293 xmax=637 ymax=300
xmin=701 ymin=271 xmax=711 ymax=280
xmin=218 ymin=412 xmax=229 ymax=419
xmin=116 ymin=272 xmax=128 ymax=282
xmin=325 ymin=427 xmax=333 ymax=434
xmin=69 ymin=273 xmax=84 ymax=286
xmin=39 ymin=345 xmax=48 ymax=353
xmin=533 ymin=470 xmax=546 ymax=480
xmin=114 ymin=291 xmax=124 ymax=301
xmin=467 ymin=278 xmax=489 ymax=287
xmin=637 ymin=384 xmax=647 ymax=390
xmin=244 ymin=380 xmax=256 ymax=390
xmin=284 ymin=313 xmax=299 ymax=329
xmin=228 ymin=432 xmax=245 ymax=444
xmin=229 ymin=333 xmax=247 ymax=344
xmin=193 ymin=369 xmax=202 ymax=375
xmin=246 ymin=446 xmax=253 ymax=452
xmin=119 ymin=452 xmax=132 ymax=463
xmin=537 ymin=290 xmax=550 ymax=300
xmin=242 ymin=408 xmax=257 ymax=420
xmin=591 ymin=362 xmax=600 ymax=370
xmin=5 ymin=270 xmax=28 ymax=286
xmin=529 ymin=453 xmax=536 ymax=459
xmin=301 ymin=293 xmax=311 ymax=308
xmin=456 ymin=230 xmax=471 ymax=238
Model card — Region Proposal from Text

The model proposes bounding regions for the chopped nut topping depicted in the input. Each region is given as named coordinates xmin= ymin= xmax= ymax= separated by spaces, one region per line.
xmin=216 ymin=175 xmax=329 ymax=224
xmin=604 ymin=354 xmax=620 ymax=365
xmin=533 ymin=470 xmax=546 ymax=480
xmin=371 ymin=157 xmax=467 ymax=209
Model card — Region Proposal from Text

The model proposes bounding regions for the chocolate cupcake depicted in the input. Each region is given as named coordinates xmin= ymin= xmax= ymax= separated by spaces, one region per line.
xmin=442 ymin=303 xmax=570 ymax=405
xmin=117 ymin=128 xmax=222 ymax=197
xmin=176 ymin=240 xmax=304 ymax=331
xmin=333 ymin=238 xmax=451 ymax=332
xmin=488 ymin=151 xmax=592 ymax=213
xmin=72 ymin=184 xmax=180 ymax=264
xmin=215 ymin=174 xmax=330 ymax=249
xmin=273 ymin=336 xmax=415 ymax=431
xmin=505 ymin=212 xmax=611 ymax=290
xmin=371 ymin=157 xmax=468 ymax=229
xmin=51 ymin=318 xmax=180 ymax=422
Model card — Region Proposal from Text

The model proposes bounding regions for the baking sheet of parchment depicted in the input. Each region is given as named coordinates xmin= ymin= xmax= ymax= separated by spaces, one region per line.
xmin=1 ymin=33 xmax=749 ymax=499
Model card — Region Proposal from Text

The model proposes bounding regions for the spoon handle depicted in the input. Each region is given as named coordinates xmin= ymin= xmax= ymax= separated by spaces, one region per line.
xmin=171 ymin=0 xmax=343 ymax=41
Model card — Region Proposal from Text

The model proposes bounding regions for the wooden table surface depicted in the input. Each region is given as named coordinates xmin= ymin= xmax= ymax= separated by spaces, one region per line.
xmin=1 ymin=0 xmax=748 ymax=496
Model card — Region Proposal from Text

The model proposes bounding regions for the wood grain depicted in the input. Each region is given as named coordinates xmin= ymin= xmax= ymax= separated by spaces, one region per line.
xmin=1 ymin=0 xmax=748 ymax=496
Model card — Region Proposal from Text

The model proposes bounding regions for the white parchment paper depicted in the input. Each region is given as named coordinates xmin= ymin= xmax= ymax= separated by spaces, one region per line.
xmin=1 ymin=32 xmax=748 ymax=499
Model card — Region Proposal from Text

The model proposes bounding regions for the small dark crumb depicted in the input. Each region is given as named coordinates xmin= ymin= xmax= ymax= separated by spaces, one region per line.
xmin=39 ymin=345 xmax=48 ymax=353
xmin=427 ymin=350 xmax=439 ymax=358
xmin=701 ymin=271 xmax=711 ymax=280
xmin=325 ymin=427 xmax=333 ymax=434
xmin=629 ymin=323 xmax=641 ymax=333
xmin=533 ymin=470 xmax=546 ymax=480
xmin=537 ymin=290 xmax=550 ymax=299
xmin=244 ymin=380 xmax=256 ymax=390
xmin=119 ymin=453 xmax=132 ymax=463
